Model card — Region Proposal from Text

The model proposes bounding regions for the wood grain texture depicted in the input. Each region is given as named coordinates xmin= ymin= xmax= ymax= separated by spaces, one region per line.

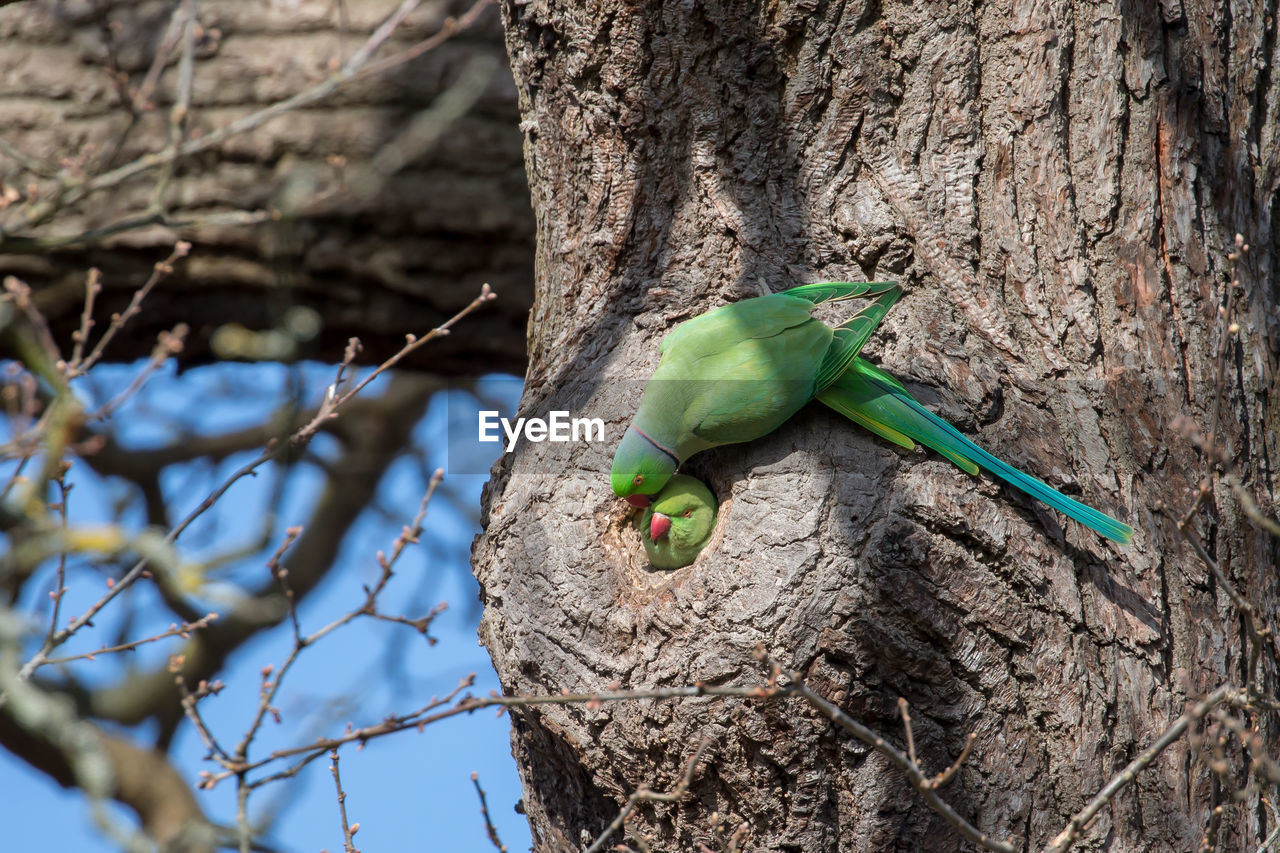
xmin=0 ymin=0 xmax=533 ymax=375
xmin=477 ymin=0 xmax=1279 ymax=850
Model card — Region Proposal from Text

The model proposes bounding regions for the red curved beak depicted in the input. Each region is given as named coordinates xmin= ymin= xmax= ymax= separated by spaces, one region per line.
xmin=625 ymin=494 xmax=652 ymax=508
xmin=649 ymin=512 xmax=671 ymax=541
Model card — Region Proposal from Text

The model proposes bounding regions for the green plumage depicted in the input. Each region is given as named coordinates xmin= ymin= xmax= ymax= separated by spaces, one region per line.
xmin=611 ymin=281 xmax=901 ymax=498
xmin=639 ymin=475 xmax=718 ymax=569
xmin=611 ymin=281 xmax=1133 ymax=545
xmin=817 ymin=359 xmax=1134 ymax=544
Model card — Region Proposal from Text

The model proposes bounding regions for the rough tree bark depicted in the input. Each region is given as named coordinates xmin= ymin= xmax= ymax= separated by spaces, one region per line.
xmin=0 ymin=0 xmax=533 ymax=375
xmin=476 ymin=1 xmax=1279 ymax=851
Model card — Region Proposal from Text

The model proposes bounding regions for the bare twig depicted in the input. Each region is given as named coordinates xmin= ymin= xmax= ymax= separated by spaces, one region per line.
xmin=1043 ymin=685 xmax=1237 ymax=853
xmin=1255 ymin=818 xmax=1280 ymax=853
xmin=365 ymin=53 xmax=499 ymax=182
xmin=1206 ymin=235 xmax=1245 ymax=463
xmin=44 ymin=613 xmax=218 ymax=666
xmin=930 ymin=733 xmax=977 ymax=789
xmin=4 ymin=208 xmax=278 ymax=253
xmin=267 ymin=527 xmax=304 ymax=642
xmin=70 ymin=242 xmax=191 ymax=378
xmin=0 ymin=137 xmax=58 ymax=178
xmin=791 ymin=678 xmax=1012 ymax=853
xmin=17 ymin=445 xmax=273 ymax=679
xmin=44 ymin=464 xmax=72 ymax=649
xmin=1204 ymin=796 xmax=1226 ymax=853
xmin=292 ymin=284 xmax=494 ymax=444
xmin=3 ymin=275 xmax=63 ymax=367
xmin=1172 ymin=415 xmax=1280 ymax=540
xmin=173 ymin=655 xmax=230 ymax=763
xmin=329 ymin=749 xmax=358 ymax=853
xmin=344 ymin=0 xmax=422 ymax=73
xmin=898 ymin=697 xmax=918 ymax=767
xmin=353 ymin=0 xmax=494 ymax=81
xmin=224 ymin=472 xmax=443 ymax=779
xmin=1221 ymin=471 xmax=1280 ymax=539
xmin=1209 ymin=710 xmax=1280 ymax=786
xmin=149 ymin=0 xmax=198 ymax=211
xmin=472 ymin=772 xmax=507 ymax=852
xmin=192 ymin=655 xmax=1006 ymax=853
xmin=87 ymin=324 xmax=188 ymax=422
xmin=583 ymin=736 xmax=712 ymax=853
xmin=1163 ymin=502 xmax=1276 ymax=687
xmin=67 ymin=268 xmax=102 ymax=372
xmin=194 ymin=678 xmax=769 ymax=791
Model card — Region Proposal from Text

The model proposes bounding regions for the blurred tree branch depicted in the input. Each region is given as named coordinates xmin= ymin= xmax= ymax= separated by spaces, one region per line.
xmin=0 ymin=0 xmax=532 ymax=374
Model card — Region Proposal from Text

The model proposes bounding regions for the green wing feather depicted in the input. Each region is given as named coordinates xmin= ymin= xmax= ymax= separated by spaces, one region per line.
xmin=817 ymin=359 xmax=1134 ymax=544
xmin=642 ymin=293 xmax=831 ymax=454
xmin=782 ymin=280 xmax=898 ymax=306
xmin=643 ymin=283 xmax=903 ymax=454
xmin=658 ymin=291 xmax=815 ymax=357
xmin=811 ymin=283 xmax=902 ymax=392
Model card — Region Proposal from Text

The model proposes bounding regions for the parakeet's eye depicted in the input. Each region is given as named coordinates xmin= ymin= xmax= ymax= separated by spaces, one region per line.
xmin=683 ymin=509 xmax=692 ymax=517
xmin=633 ymin=475 xmax=644 ymax=486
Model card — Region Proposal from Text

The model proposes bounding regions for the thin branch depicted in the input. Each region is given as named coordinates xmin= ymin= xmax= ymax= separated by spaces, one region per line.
xmin=267 ymin=527 xmax=304 ymax=642
xmin=197 ymin=655 xmax=1000 ymax=853
xmin=133 ymin=1 xmax=188 ymax=110
xmin=344 ymin=0 xmax=422 ymax=74
xmin=198 ymin=678 xmax=766 ymax=790
xmin=1163 ymin=502 xmax=1276 ymax=686
xmin=44 ymin=613 xmax=218 ymax=666
xmin=292 ymin=284 xmax=495 ymax=444
xmin=791 ymin=678 xmax=1013 ymax=853
xmin=1042 ymin=685 xmax=1237 ymax=853
xmin=17 ymin=445 xmax=273 ymax=679
xmin=930 ymin=733 xmax=977 ymax=789
xmin=86 ymin=323 xmax=188 ymax=422
xmin=174 ymin=657 xmax=230 ymax=764
xmin=351 ymin=0 xmax=494 ymax=81
xmin=67 ymin=268 xmax=102 ymax=372
xmin=149 ymin=0 xmax=198 ymax=211
xmin=329 ymin=749 xmax=358 ymax=853
xmin=70 ymin=241 xmax=191 ymax=378
xmin=2 ymin=207 xmax=278 ymax=253
xmin=1221 ymin=471 xmax=1280 ymax=539
xmin=1209 ymin=709 xmax=1280 ymax=786
xmin=472 ymin=772 xmax=507 ymax=852
xmin=1255 ymin=819 xmax=1280 ymax=853
xmin=583 ymin=736 xmax=712 ymax=853
xmin=898 ymin=697 xmax=918 ymax=767
xmin=44 ymin=466 xmax=72 ymax=650
xmin=1206 ymin=235 xmax=1245 ymax=464
xmin=0 ymin=137 xmax=59 ymax=178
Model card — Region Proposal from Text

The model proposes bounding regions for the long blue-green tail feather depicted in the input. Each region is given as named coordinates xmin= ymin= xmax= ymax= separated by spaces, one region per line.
xmin=818 ymin=360 xmax=1133 ymax=544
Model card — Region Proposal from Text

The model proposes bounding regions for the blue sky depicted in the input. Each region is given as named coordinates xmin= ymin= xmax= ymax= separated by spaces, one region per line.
xmin=1 ymin=363 xmax=532 ymax=853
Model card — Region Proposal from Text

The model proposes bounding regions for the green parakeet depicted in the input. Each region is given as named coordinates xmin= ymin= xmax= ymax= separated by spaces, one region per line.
xmin=612 ymin=281 xmax=903 ymax=503
xmin=611 ymin=282 xmax=1134 ymax=545
xmin=638 ymin=475 xmax=718 ymax=569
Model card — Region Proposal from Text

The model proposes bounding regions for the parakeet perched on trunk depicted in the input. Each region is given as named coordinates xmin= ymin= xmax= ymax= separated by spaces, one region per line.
xmin=612 ymin=281 xmax=902 ymax=504
xmin=638 ymin=475 xmax=718 ymax=569
xmin=611 ymin=282 xmax=1133 ymax=544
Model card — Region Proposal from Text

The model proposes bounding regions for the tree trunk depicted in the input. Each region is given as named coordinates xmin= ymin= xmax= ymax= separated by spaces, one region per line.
xmin=0 ymin=0 xmax=532 ymax=375
xmin=476 ymin=1 xmax=1279 ymax=851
